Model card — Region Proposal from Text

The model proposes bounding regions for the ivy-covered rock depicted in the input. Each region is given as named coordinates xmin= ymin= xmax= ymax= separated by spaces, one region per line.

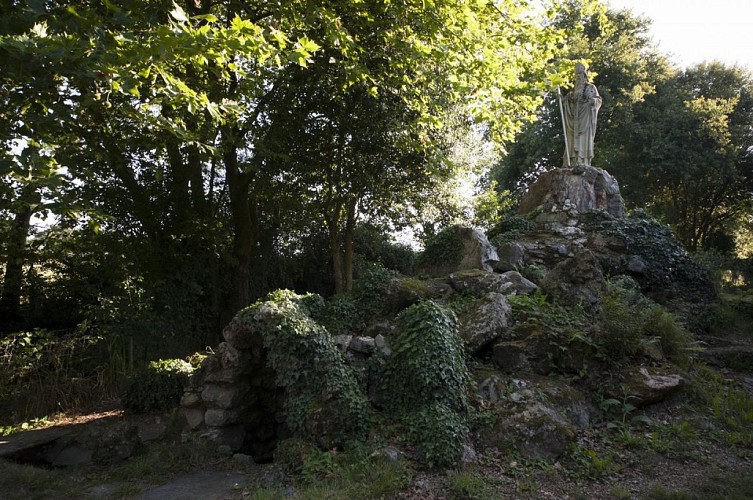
xmin=241 ymin=290 xmax=372 ymax=449
xmin=608 ymin=366 xmax=685 ymax=408
xmin=581 ymin=210 xmax=715 ymax=320
xmin=383 ymin=301 xmax=473 ymax=467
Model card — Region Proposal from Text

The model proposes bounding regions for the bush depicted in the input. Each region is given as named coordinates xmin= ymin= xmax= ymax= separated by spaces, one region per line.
xmin=121 ymin=358 xmax=198 ymax=413
xmin=417 ymin=226 xmax=465 ymax=271
xmin=0 ymin=328 xmax=107 ymax=423
xmin=487 ymin=214 xmax=535 ymax=247
xmin=317 ymin=263 xmax=397 ymax=334
xmin=383 ymin=301 xmax=472 ymax=467
xmin=507 ymin=292 xmax=592 ymax=368
xmin=597 ymin=282 xmax=648 ymax=360
xmin=352 ymin=224 xmax=418 ymax=276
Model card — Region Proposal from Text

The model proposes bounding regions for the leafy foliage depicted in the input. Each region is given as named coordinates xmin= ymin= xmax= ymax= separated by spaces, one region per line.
xmin=581 ymin=210 xmax=716 ymax=321
xmin=507 ymin=292 xmax=592 ymax=367
xmin=121 ymin=358 xmax=200 ymax=413
xmin=0 ymin=328 xmax=106 ymax=423
xmin=418 ymin=226 xmax=465 ymax=272
xmin=597 ymin=278 xmax=695 ymax=365
xmin=487 ymin=214 xmax=536 ymax=247
xmin=318 ymin=263 xmax=397 ymax=335
xmin=383 ymin=301 xmax=472 ymax=467
xmin=270 ymin=438 xmax=413 ymax=497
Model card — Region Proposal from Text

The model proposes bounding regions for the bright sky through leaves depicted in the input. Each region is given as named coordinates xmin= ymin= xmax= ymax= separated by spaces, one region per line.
xmin=607 ymin=0 xmax=753 ymax=70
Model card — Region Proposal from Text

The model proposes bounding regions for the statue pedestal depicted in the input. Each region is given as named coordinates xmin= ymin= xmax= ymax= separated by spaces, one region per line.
xmin=518 ymin=166 xmax=626 ymax=219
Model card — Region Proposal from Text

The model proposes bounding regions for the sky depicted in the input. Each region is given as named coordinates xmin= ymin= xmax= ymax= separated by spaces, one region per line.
xmin=606 ymin=0 xmax=753 ymax=70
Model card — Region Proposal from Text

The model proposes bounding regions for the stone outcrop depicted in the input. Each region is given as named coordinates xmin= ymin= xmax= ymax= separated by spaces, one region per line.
xmin=175 ymin=165 xmax=710 ymax=465
xmin=458 ymin=292 xmax=511 ymax=354
xmin=448 ymin=269 xmax=538 ymax=296
xmin=182 ymin=297 xmax=392 ymax=459
xmin=181 ymin=315 xmax=283 ymax=461
xmin=541 ymin=249 xmax=607 ymax=308
xmin=518 ymin=166 xmax=626 ymax=219
xmin=493 ymin=167 xmax=714 ymax=318
xmin=475 ymin=371 xmax=591 ymax=459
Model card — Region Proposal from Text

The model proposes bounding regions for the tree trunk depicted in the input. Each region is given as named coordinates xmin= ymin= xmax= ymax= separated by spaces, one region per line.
xmin=1 ymin=186 xmax=39 ymax=329
xmin=343 ymin=197 xmax=358 ymax=292
xmin=328 ymin=215 xmax=344 ymax=294
xmin=223 ymin=128 xmax=256 ymax=317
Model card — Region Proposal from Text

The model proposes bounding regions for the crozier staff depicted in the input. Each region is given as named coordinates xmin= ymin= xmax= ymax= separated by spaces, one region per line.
xmin=562 ymin=63 xmax=602 ymax=170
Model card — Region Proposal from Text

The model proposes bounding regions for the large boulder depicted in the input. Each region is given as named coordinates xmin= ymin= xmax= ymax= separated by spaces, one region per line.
xmin=458 ymin=292 xmax=512 ymax=354
xmin=382 ymin=277 xmax=439 ymax=312
xmin=518 ymin=166 xmax=626 ymax=218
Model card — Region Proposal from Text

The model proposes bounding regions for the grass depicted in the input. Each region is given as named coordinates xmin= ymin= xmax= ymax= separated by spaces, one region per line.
xmin=647 ymin=471 xmax=753 ymax=500
xmin=443 ymin=470 xmax=495 ymax=499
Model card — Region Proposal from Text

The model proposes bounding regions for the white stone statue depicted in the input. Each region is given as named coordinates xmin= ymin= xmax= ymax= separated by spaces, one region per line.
xmin=562 ymin=64 xmax=602 ymax=170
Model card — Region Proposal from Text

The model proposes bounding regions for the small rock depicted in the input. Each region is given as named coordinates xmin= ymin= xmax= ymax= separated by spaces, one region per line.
xmin=349 ymin=336 xmax=376 ymax=355
xmin=202 ymin=383 xmax=249 ymax=409
xmin=500 ymin=271 xmax=538 ymax=295
xmin=459 ymin=292 xmax=511 ymax=354
xmin=461 ymin=443 xmax=477 ymax=466
xmin=627 ymin=255 xmax=648 ymax=275
xmin=371 ymin=446 xmax=404 ymax=462
xmin=621 ymin=366 xmax=684 ymax=408
xmin=495 ymin=242 xmax=525 ymax=272
xmin=333 ymin=335 xmax=353 ymax=352
xmin=181 ymin=391 xmax=202 ymax=409
xmin=375 ymin=334 xmax=392 ymax=357
xmin=205 ymin=408 xmax=243 ymax=427
xmin=183 ymin=407 xmax=205 ymax=430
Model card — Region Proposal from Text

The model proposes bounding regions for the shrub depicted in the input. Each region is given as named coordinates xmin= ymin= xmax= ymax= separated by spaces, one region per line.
xmin=487 ymin=214 xmax=535 ymax=247
xmin=507 ymin=292 xmax=592 ymax=368
xmin=0 ymin=328 xmax=107 ymax=423
xmin=383 ymin=301 xmax=472 ymax=467
xmin=317 ymin=263 xmax=397 ymax=334
xmin=352 ymin=224 xmax=418 ymax=276
xmin=417 ymin=226 xmax=465 ymax=271
xmin=121 ymin=358 xmax=198 ymax=412
xmin=597 ymin=282 xmax=648 ymax=360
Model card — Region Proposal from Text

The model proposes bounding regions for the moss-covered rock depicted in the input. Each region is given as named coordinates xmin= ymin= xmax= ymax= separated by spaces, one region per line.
xmin=474 ymin=370 xmax=589 ymax=460
xmin=458 ymin=292 xmax=511 ymax=354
